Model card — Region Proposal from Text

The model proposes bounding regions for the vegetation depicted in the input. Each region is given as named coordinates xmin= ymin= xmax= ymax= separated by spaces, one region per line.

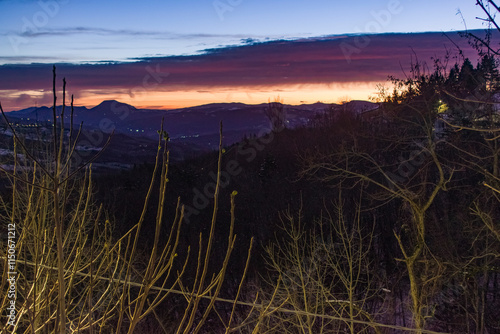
xmin=2 ymin=2 xmax=500 ymax=333
xmin=0 ymin=69 xmax=253 ymax=333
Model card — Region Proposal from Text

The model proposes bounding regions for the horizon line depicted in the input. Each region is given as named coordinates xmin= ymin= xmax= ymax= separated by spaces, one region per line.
xmin=5 ymin=98 xmax=379 ymax=113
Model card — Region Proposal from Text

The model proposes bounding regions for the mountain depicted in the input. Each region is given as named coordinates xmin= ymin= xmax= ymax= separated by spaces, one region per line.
xmin=5 ymin=99 xmax=379 ymax=152
xmin=91 ymin=100 xmax=138 ymax=112
xmin=5 ymin=105 xmax=88 ymax=123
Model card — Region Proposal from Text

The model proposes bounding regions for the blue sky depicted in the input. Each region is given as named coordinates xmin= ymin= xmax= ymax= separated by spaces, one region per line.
xmin=0 ymin=0 xmax=496 ymax=110
xmin=0 ymin=0 xmax=489 ymax=64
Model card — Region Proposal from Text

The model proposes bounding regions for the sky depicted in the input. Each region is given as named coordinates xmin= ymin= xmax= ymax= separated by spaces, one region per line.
xmin=0 ymin=0 xmax=496 ymax=110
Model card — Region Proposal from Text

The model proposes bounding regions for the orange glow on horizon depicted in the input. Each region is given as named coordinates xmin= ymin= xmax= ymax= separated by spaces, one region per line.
xmin=2 ymin=82 xmax=389 ymax=112
xmin=73 ymin=82 xmax=385 ymax=110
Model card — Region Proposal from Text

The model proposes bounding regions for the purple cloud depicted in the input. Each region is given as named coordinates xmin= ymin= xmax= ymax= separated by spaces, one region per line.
xmin=0 ymin=31 xmax=494 ymax=110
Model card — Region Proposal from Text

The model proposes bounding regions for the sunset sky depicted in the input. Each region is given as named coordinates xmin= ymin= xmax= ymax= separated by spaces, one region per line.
xmin=0 ymin=0 xmax=495 ymax=111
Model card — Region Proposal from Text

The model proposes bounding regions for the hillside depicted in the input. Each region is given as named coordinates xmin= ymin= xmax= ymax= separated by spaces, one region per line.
xmin=6 ymin=99 xmax=378 ymax=145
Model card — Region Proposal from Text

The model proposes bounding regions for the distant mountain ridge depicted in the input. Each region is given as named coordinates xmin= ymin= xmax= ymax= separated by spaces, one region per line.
xmin=6 ymin=100 xmax=379 ymax=148
xmin=1 ymin=99 xmax=379 ymax=167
